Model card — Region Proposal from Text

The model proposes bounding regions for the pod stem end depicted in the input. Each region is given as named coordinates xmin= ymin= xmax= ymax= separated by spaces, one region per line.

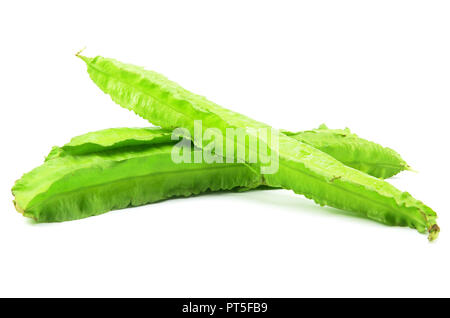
xmin=75 ymin=46 xmax=87 ymax=57
xmin=405 ymin=165 xmax=418 ymax=173
xmin=428 ymin=224 xmax=440 ymax=242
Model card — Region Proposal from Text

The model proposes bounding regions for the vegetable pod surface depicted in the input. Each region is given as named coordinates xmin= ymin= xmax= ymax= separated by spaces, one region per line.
xmin=48 ymin=125 xmax=410 ymax=179
xmin=13 ymin=142 xmax=261 ymax=222
xmin=284 ymin=124 xmax=410 ymax=179
xmin=13 ymin=125 xmax=406 ymax=222
xmin=46 ymin=126 xmax=173 ymax=159
xmin=78 ymin=55 xmax=438 ymax=240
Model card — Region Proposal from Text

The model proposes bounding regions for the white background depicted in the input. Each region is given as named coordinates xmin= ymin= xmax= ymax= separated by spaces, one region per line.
xmin=1 ymin=0 xmax=449 ymax=297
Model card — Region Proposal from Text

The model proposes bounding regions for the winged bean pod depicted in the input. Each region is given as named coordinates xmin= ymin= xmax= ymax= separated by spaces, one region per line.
xmin=288 ymin=124 xmax=410 ymax=179
xmin=45 ymin=127 xmax=173 ymax=161
xmin=13 ymin=125 xmax=406 ymax=222
xmin=13 ymin=143 xmax=261 ymax=222
xmin=49 ymin=125 xmax=409 ymax=179
xmin=78 ymin=55 xmax=438 ymax=240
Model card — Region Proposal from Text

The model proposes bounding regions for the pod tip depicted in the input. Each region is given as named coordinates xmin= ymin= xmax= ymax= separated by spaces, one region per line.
xmin=75 ymin=46 xmax=87 ymax=57
xmin=405 ymin=165 xmax=418 ymax=173
xmin=428 ymin=224 xmax=440 ymax=242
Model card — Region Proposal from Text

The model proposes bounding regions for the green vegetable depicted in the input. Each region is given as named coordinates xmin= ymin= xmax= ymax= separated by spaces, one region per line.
xmin=13 ymin=125 xmax=408 ymax=222
xmin=45 ymin=127 xmax=172 ymax=160
xmin=78 ymin=54 xmax=439 ymax=240
xmin=49 ymin=125 xmax=410 ymax=179
xmin=13 ymin=142 xmax=261 ymax=222
xmin=287 ymin=124 xmax=410 ymax=179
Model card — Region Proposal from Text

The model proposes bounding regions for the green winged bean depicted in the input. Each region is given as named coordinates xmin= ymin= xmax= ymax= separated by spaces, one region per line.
xmin=13 ymin=125 xmax=408 ymax=222
xmin=49 ymin=125 xmax=410 ymax=179
xmin=77 ymin=54 xmax=438 ymax=240
xmin=288 ymin=124 xmax=410 ymax=179
xmin=13 ymin=143 xmax=261 ymax=222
